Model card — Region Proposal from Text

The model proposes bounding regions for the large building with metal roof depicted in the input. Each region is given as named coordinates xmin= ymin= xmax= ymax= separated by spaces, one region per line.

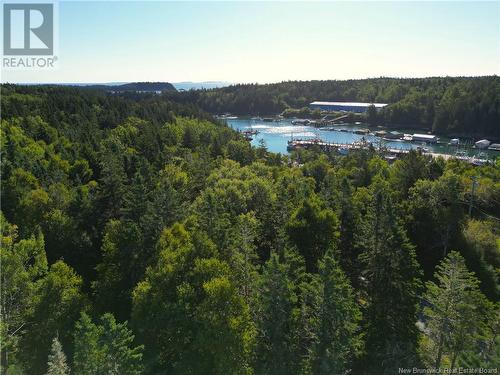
xmin=309 ymin=101 xmax=388 ymax=113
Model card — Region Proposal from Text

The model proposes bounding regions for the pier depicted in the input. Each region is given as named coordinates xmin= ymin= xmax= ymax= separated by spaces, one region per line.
xmin=286 ymin=138 xmax=489 ymax=165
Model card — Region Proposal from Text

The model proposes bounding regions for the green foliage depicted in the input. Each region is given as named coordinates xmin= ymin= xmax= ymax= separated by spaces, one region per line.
xmin=358 ymin=184 xmax=423 ymax=372
xmin=1 ymin=214 xmax=48 ymax=372
xmin=46 ymin=337 xmax=70 ymax=375
xmin=131 ymin=223 xmax=255 ymax=374
xmin=255 ymin=253 xmax=298 ymax=374
xmin=406 ymin=172 xmax=466 ymax=278
xmin=286 ymin=197 xmax=339 ymax=272
xmin=2 ymin=84 xmax=499 ymax=374
xmin=462 ymin=220 xmax=500 ymax=300
xmin=73 ymin=312 xmax=143 ymax=375
xmin=20 ymin=261 xmax=87 ymax=374
xmin=421 ymin=252 xmax=496 ymax=369
xmin=366 ymin=104 xmax=378 ymax=125
xmin=311 ymin=252 xmax=362 ymax=374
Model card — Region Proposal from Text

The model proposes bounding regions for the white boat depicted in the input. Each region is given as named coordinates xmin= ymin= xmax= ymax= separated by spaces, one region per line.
xmin=475 ymin=139 xmax=491 ymax=149
xmin=402 ymin=135 xmax=413 ymax=142
xmin=488 ymin=143 xmax=500 ymax=151
xmin=354 ymin=128 xmax=370 ymax=135
xmin=291 ymin=119 xmax=310 ymax=125
xmin=416 ymin=146 xmax=429 ymax=153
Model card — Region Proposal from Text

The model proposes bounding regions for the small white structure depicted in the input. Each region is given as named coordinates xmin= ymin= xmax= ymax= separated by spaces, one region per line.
xmin=488 ymin=143 xmax=500 ymax=151
xmin=412 ymin=134 xmax=438 ymax=143
xmin=402 ymin=134 xmax=413 ymax=142
xmin=449 ymin=138 xmax=460 ymax=146
xmin=309 ymin=101 xmax=388 ymax=113
xmin=475 ymin=139 xmax=491 ymax=149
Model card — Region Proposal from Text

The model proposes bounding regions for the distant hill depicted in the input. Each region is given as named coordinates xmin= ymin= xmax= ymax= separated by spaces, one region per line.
xmin=173 ymin=81 xmax=231 ymax=91
xmin=46 ymin=82 xmax=177 ymax=92
xmin=19 ymin=81 xmax=177 ymax=92
xmin=19 ymin=81 xmax=230 ymax=92
xmin=99 ymin=82 xmax=177 ymax=92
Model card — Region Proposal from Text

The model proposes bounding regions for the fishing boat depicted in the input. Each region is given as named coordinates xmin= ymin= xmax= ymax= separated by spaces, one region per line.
xmin=291 ymin=119 xmax=310 ymax=125
xmin=354 ymin=128 xmax=370 ymax=135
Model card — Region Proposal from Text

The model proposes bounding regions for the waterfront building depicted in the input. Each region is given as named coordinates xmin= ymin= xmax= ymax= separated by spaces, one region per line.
xmin=309 ymin=101 xmax=388 ymax=113
xmin=412 ymin=134 xmax=438 ymax=143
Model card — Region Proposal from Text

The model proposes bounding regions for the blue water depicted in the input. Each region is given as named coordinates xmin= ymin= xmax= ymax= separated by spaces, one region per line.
xmin=225 ymin=118 xmax=486 ymax=156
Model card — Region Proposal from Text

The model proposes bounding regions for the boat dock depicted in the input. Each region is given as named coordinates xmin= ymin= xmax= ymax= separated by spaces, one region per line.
xmin=287 ymin=138 xmax=490 ymax=165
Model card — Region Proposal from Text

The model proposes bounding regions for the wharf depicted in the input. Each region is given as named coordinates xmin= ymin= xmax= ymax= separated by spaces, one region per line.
xmin=286 ymin=139 xmax=489 ymax=165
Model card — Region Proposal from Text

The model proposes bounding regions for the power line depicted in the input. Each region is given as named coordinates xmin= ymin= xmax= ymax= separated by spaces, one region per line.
xmin=457 ymin=200 xmax=500 ymax=222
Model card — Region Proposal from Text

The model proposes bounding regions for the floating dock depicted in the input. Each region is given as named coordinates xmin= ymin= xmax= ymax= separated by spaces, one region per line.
xmin=286 ymin=138 xmax=489 ymax=165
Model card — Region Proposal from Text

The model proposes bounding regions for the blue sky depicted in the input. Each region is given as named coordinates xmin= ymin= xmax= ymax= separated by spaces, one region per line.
xmin=2 ymin=1 xmax=499 ymax=84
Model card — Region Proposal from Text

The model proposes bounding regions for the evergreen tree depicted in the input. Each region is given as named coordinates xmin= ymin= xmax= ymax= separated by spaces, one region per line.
xmin=99 ymin=314 xmax=144 ymax=375
xmin=359 ymin=185 xmax=423 ymax=373
xmin=286 ymin=197 xmax=339 ymax=272
xmin=337 ymin=177 xmax=360 ymax=285
xmin=98 ymin=134 xmax=128 ymax=219
xmin=422 ymin=251 xmax=493 ymax=368
xmin=46 ymin=337 xmax=70 ymax=375
xmin=312 ymin=252 xmax=362 ymax=375
xmin=366 ymin=104 xmax=378 ymax=125
xmin=73 ymin=313 xmax=101 ymax=375
xmin=73 ymin=312 xmax=143 ymax=375
xmin=227 ymin=213 xmax=260 ymax=306
xmin=294 ymin=273 xmax=322 ymax=375
xmin=93 ymin=219 xmax=143 ymax=321
xmin=255 ymin=252 xmax=297 ymax=375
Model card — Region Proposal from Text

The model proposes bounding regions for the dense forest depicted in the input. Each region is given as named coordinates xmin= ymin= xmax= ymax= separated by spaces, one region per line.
xmin=166 ymin=76 xmax=500 ymax=138
xmin=1 ymin=84 xmax=499 ymax=374
xmin=82 ymin=82 xmax=177 ymax=93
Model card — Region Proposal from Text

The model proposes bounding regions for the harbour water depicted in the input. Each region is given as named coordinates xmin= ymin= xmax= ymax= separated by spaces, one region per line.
xmin=225 ymin=118 xmax=496 ymax=159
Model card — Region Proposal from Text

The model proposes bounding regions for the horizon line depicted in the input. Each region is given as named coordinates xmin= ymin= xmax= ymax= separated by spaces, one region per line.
xmin=2 ymin=74 xmax=498 ymax=86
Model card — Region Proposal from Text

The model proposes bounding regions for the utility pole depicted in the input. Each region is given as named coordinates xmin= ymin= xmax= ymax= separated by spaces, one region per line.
xmin=469 ymin=176 xmax=478 ymax=216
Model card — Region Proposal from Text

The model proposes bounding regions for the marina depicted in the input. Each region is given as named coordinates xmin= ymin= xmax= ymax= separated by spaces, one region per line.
xmin=224 ymin=118 xmax=498 ymax=163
